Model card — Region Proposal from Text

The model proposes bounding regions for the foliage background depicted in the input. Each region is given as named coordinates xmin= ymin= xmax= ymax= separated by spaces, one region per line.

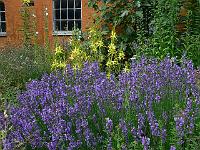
xmin=88 ymin=0 xmax=200 ymax=67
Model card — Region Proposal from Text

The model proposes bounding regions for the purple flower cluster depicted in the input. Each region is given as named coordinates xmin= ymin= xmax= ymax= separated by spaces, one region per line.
xmin=106 ymin=118 xmax=113 ymax=133
xmin=0 ymin=112 xmax=5 ymax=130
xmin=3 ymin=57 xmax=200 ymax=150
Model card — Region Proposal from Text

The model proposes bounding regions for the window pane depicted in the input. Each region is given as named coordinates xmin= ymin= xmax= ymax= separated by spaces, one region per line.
xmin=75 ymin=20 xmax=81 ymax=29
xmin=75 ymin=0 xmax=81 ymax=8
xmin=61 ymin=0 xmax=67 ymax=8
xmin=75 ymin=9 xmax=81 ymax=19
xmin=1 ymin=12 xmax=5 ymax=21
xmin=68 ymin=9 xmax=74 ymax=19
xmin=0 ymin=3 xmax=5 ymax=11
xmin=55 ymin=21 xmax=60 ymax=31
xmin=61 ymin=21 xmax=68 ymax=31
xmin=1 ymin=22 xmax=6 ymax=32
xmin=53 ymin=0 xmax=81 ymax=32
xmin=55 ymin=10 xmax=60 ymax=19
xmin=54 ymin=0 xmax=60 ymax=9
xmin=29 ymin=1 xmax=34 ymax=6
xmin=68 ymin=0 xmax=74 ymax=8
xmin=61 ymin=9 xmax=67 ymax=19
xmin=68 ymin=21 xmax=74 ymax=31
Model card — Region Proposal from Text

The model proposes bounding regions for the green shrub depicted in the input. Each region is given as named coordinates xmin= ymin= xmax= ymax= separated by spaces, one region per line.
xmin=0 ymin=0 xmax=53 ymax=107
xmin=88 ymin=0 xmax=200 ymax=68
xmin=136 ymin=0 xmax=200 ymax=67
xmin=0 ymin=45 xmax=53 ymax=106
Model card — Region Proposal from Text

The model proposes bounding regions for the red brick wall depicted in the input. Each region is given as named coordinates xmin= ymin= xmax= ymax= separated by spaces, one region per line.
xmin=0 ymin=0 xmax=94 ymax=48
xmin=0 ymin=0 xmax=22 ymax=48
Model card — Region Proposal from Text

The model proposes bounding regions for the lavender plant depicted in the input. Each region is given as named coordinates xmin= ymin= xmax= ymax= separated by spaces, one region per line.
xmin=2 ymin=57 xmax=200 ymax=149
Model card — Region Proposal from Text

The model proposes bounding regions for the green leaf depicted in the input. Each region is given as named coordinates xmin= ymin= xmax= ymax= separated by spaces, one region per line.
xmin=135 ymin=0 xmax=141 ymax=7
xmin=120 ymin=10 xmax=129 ymax=18
xmin=135 ymin=11 xmax=143 ymax=18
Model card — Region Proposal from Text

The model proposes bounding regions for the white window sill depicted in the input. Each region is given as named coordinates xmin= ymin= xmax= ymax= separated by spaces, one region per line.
xmin=0 ymin=33 xmax=6 ymax=37
xmin=53 ymin=31 xmax=73 ymax=36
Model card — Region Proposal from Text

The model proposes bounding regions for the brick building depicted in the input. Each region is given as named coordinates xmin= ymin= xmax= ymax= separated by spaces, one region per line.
xmin=0 ymin=0 xmax=94 ymax=48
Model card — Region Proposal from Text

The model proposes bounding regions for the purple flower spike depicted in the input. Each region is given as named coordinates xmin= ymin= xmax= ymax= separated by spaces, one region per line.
xmin=106 ymin=118 xmax=113 ymax=133
xmin=141 ymin=136 xmax=150 ymax=150
xmin=3 ymin=57 xmax=200 ymax=149
xmin=170 ymin=146 xmax=176 ymax=150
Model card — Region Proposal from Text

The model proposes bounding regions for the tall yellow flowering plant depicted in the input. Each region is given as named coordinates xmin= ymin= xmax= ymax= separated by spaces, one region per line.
xmin=68 ymin=29 xmax=88 ymax=70
xmin=68 ymin=26 xmax=105 ymax=70
xmin=22 ymin=0 xmax=31 ymax=4
xmin=87 ymin=24 xmax=104 ymax=63
xmin=51 ymin=25 xmax=127 ymax=75
xmin=51 ymin=44 xmax=66 ymax=70
xmin=106 ymin=28 xmax=125 ymax=77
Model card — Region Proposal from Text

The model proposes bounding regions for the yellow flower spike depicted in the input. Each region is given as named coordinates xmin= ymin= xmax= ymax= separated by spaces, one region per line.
xmin=108 ymin=43 xmax=116 ymax=55
xmin=70 ymin=52 xmax=75 ymax=60
xmin=123 ymin=61 xmax=130 ymax=73
xmin=91 ymin=43 xmax=97 ymax=53
xmin=106 ymin=59 xmax=112 ymax=67
xmin=69 ymin=54 xmax=74 ymax=60
xmin=82 ymin=52 xmax=88 ymax=61
xmin=55 ymin=45 xmax=63 ymax=56
xmin=107 ymin=72 xmax=111 ymax=79
xmin=112 ymin=60 xmax=118 ymax=66
xmin=98 ymin=40 xmax=104 ymax=48
xmin=55 ymin=44 xmax=61 ymax=52
xmin=72 ymin=65 xmax=77 ymax=71
xmin=118 ymin=49 xmax=125 ymax=60
xmin=22 ymin=0 xmax=31 ymax=4
xmin=51 ymin=61 xmax=56 ymax=69
xmin=111 ymin=28 xmax=117 ymax=40
xmin=51 ymin=43 xmax=66 ymax=70
xmin=99 ymin=55 xmax=104 ymax=62
xmin=70 ymin=47 xmax=79 ymax=60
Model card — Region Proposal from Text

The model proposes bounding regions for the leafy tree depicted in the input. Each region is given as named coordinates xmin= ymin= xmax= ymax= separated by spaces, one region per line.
xmin=88 ymin=0 xmax=144 ymax=58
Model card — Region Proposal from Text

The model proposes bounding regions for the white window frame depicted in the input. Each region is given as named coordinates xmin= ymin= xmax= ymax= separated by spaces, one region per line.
xmin=52 ymin=0 xmax=82 ymax=35
xmin=0 ymin=1 xmax=6 ymax=36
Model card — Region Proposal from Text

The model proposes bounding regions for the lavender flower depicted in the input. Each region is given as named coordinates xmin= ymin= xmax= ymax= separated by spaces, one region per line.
xmin=161 ymin=128 xmax=167 ymax=143
xmin=0 ymin=112 xmax=5 ymax=130
xmin=147 ymin=111 xmax=160 ymax=136
xmin=106 ymin=118 xmax=113 ymax=133
xmin=3 ymin=56 xmax=199 ymax=149
xmin=174 ymin=116 xmax=185 ymax=144
xmin=119 ymin=119 xmax=128 ymax=137
xmin=141 ymin=136 xmax=150 ymax=150
xmin=170 ymin=145 xmax=176 ymax=150
xmin=107 ymin=137 xmax=112 ymax=150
